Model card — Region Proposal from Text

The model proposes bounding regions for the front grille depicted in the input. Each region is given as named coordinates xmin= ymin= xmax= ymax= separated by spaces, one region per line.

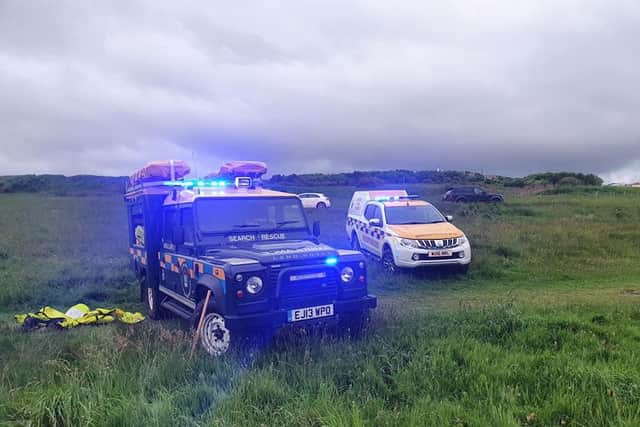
xmin=270 ymin=265 xmax=338 ymax=310
xmin=414 ymin=252 xmax=463 ymax=261
xmin=417 ymin=238 xmax=459 ymax=249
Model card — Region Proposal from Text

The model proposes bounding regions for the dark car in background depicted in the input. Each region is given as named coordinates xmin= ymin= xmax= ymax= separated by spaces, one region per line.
xmin=443 ymin=187 xmax=504 ymax=203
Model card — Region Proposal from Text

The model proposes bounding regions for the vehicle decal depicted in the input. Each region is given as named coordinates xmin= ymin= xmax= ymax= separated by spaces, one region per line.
xmin=129 ymin=246 xmax=147 ymax=266
xmin=158 ymin=252 xmax=227 ymax=294
xmin=347 ymin=217 xmax=391 ymax=242
xmin=226 ymin=232 xmax=287 ymax=242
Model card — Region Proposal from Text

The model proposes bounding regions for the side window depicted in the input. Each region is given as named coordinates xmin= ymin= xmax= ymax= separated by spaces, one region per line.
xmin=181 ymin=207 xmax=194 ymax=244
xmin=128 ymin=204 xmax=144 ymax=247
xmin=372 ymin=206 xmax=383 ymax=223
xmin=364 ymin=204 xmax=376 ymax=220
xmin=162 ymin=208 xmax=177 ymax=242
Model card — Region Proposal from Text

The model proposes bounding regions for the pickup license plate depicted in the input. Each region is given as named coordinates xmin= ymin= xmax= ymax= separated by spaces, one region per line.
xmin=428 ymin=250 xmax=452 ymax=257
xmin=288 ymin=304 xmax=334 ymax=322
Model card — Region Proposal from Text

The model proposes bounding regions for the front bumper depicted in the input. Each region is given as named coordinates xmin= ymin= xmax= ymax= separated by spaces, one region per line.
xmin=393 ymin=241 xmax=472 ymax=268
xmin=224 ymin=295 xmax=377 ymax=333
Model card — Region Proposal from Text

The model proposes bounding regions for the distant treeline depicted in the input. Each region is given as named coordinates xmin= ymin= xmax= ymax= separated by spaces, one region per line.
xmin=0 ymin=175 xmax=126 ymax=195
xmin=268 ymin=170 xmax=603 ymax=188
xmin=0 ymin=170 xmax=603 ymax=194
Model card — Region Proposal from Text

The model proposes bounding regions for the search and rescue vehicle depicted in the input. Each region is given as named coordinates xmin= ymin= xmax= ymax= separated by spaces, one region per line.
xmin=346 ymin=190 xmax=471 ymax=273
xmin=125 ymin=160 xmax=376 ymax=356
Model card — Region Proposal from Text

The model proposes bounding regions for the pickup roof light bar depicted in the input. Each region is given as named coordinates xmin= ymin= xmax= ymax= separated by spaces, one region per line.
xmin=374 ymin=195 xmax=420 ymax=202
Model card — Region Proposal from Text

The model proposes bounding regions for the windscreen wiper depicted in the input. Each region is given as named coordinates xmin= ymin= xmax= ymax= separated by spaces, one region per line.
xmin=233 ymin=223 xmax=261 ymax=228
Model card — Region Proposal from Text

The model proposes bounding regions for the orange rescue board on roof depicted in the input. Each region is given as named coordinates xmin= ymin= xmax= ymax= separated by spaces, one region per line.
xmin=214 ymin=161 xmax=268 ymax=178
xmin=130 ymin=160 xmax=190 ymax=185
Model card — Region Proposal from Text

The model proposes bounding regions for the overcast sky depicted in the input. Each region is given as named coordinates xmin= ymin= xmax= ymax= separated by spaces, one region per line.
xmin=1 ymin=1 xmax=639 ymax=181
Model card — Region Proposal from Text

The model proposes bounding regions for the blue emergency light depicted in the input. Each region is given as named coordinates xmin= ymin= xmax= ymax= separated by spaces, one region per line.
xmin=162 ymin=179 xmax=229 ymax=188
xmin=325 ymin=257 xmax=338 ymax=266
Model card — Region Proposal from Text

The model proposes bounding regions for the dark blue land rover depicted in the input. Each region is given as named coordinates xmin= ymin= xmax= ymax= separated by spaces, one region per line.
xmin=124 ymin=161 xmax=376 ymax=355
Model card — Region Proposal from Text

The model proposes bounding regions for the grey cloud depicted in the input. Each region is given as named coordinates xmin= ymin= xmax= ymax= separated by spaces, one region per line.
xmin=0 ymin=0 xmax=639 ymax=181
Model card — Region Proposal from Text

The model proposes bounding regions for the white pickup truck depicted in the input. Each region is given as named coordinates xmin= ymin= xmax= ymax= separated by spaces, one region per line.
xmin=346 ymin=190 xmax=471 ymax=273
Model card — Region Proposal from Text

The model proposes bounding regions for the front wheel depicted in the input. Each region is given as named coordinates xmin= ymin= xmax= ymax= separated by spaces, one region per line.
xmin=316 ymin=202 xmax=327 ymax=209
xmin=201 ymin=313 xmax=232 ymax=356
xmin=382 ymin=247 xmax=398 ymax=273
xmin=338 ymin=310 xmax=370 ymax=339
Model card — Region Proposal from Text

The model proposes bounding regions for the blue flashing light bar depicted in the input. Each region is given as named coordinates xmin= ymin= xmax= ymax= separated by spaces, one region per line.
xmin=325 ymin=257 xmax=338 ymax=266
xmin=162 ymin=179 xmax=229 ymax=188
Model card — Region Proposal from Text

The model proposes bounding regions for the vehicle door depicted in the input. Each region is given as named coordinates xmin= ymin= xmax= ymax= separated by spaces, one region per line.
xmin=473 ymin=187 xmax=485 ymax=202
xmin=298 ymin=194 xmax=313 ymax=209
xmin=362 ymin=204 xmax=384 ymax=255
xmin=176 ymin=207 xmax=197 ymax=299
xmin=160 ymin=206 xmax=180 ymax=292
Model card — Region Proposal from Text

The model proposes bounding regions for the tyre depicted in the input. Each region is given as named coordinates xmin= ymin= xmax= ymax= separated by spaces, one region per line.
xmin=351 ymin=233 xmax=361 ymax=251
xmin=455 ymin=197 xmax=467 ymax=203
xmin=381 ymin=246 xmax=398 ymax=273
xmin=316 ymin=202 xmax=327 ymax=209
xmin=491 ymin=196 xmax=503 ymax=203
xmin=142 ymin=275 xmax=164 ymax=320
xmin=338 ymin=310 xmax=370 ymax=339
xmin=200 ymin=312 xmax=232 ymax=356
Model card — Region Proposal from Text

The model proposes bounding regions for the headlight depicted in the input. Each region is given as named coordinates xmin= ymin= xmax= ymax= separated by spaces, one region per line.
xmin=245 ymin=276 xmax=263 ymax=294
xmin=458 ymin=236 xmax=467 ymax=245
xmin=399 ymin=238 xmax=421 ymax=248
xmin=340 ymin=266 xmax=354 ymax=283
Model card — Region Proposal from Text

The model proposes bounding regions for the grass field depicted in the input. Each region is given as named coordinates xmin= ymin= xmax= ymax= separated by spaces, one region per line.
xmin=1 ymin=185 xmax=640 ymax=426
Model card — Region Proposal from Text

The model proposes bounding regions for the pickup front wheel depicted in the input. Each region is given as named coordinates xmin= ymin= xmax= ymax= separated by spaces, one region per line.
xmin=382 ymin=247 xmax=397 ymax=273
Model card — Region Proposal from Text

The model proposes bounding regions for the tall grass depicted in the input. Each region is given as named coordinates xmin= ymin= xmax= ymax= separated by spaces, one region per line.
xmin=1 ymin=189 xmax=640 ymax=425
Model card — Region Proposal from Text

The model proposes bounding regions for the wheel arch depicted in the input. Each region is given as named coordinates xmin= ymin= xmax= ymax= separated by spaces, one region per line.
xmin=382 ymin=241 xmax=394 ymax=259
xmin=194 ymin=274 xmax=226 ymax=314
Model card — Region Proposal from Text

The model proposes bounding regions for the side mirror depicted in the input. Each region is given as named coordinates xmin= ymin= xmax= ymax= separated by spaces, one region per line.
xmin=445 ymin=215 xmax=453 ymax=222
xmin=172 ymin=226 xmax=185 ymax=245
xmin=369 ymin=218 xmax=382 ymax=227
xmin=312 ymin=221 xmax=321 ymax=237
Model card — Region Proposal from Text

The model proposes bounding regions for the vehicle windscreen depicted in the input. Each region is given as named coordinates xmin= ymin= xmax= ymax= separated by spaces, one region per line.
xmin=196 ymin=197 xmax=308 ymax=233
xmin=385 ymin=205 xmax=446 ymax=225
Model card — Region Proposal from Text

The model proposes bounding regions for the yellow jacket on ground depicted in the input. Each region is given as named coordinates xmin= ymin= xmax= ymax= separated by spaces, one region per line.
xmin=15 ymin=303 xmax=145 ymax=330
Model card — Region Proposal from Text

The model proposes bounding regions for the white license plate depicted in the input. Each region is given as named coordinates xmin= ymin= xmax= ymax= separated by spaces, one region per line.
xmin=288 ymin=304 xmax=334 ymax=322
xmin=428 ymin=250 xmax=452 ymax=257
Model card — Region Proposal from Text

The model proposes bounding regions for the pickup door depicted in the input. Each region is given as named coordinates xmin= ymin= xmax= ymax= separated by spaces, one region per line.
xmin=360 ymin=204 xmax=384 ymax=256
